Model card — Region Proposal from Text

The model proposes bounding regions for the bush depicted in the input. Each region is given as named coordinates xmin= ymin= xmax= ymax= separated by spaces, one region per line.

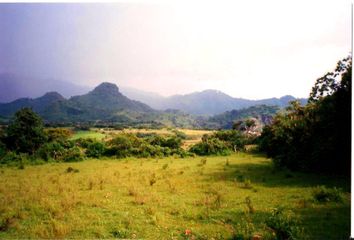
xmin=189 ymin=135 xmax=230 ymax=156
xmin=312 ymin=186 xmax=343 ymax=203
xmin=62 ymin=146 xmax=84 ymax=162
xmin=86 ymin=141 xmax=106 ymax=158
xmin=0 ymin=151 xmax=21 ymax=164
xmin=45 ymin=128 xmax=72 ymax=142
xmin=0 ymin=141 xmax=6 ymax=159
xmin=265 ymin=208 xmax=303 ymax=240
xmin=212 ymin=130 xmax=247 ymax=151
xmin=36 ymin=141 xmax=66 ymax=161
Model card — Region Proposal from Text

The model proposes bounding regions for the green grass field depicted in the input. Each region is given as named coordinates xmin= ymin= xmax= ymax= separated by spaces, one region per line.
xmin=0 ymin=153 xmax=349 ymax=239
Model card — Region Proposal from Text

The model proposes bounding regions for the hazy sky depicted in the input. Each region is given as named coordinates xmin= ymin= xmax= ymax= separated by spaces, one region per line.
xmin=0 ymin=2 xmax=351 ymax=99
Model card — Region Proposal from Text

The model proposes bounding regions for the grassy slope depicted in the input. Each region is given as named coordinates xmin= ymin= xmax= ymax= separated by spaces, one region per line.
xmin=0 ymin=153 xmax=349 ymax=239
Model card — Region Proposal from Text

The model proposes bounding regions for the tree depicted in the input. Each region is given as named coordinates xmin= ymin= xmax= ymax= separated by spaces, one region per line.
xmin=259 ymin=55 xmax=351 ymax=176
xmin=309 ymin=55 xmax=351 ymax=102
xmin=4 ymin=108 xmax=47 ymax=154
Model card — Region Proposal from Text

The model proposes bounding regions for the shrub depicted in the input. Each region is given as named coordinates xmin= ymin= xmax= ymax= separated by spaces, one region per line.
xmin=45 ymin=128 xmax=72 ymax=142
xmin=62 ymin=147 xmax=84 ymax=162
xmin=212 ymin=130 xmax=247 ymax=151
xmin=36 ymin=141 xmax=66 ymax=161
xmin=312 ymin=186 xmax=343 ymax=203
xmin=189 ymin=135 xmax=230 ymax=156
xmin=86 ymin=141 xmax=106 ymax=158
xmin=0 ymin=141 xmax=6 ymax=159
xmin=0 ymin=151 xmax=21 ymax=164
xmin=265 ymin=208 xmax=303 ymax=240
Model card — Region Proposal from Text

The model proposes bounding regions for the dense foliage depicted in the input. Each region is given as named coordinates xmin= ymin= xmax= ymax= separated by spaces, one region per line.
xmin=259 ymin=56 xmax=351 ymax=176
xmin=189 ymin=130 xmax=247 ymax=155
xmin=2 ymin=108 xmax=47 ymax=154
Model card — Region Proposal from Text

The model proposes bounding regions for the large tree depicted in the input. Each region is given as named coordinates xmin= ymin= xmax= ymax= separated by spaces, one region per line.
xmin=259 ymin=56 xmax=351 ymax=176
xmin=4 ymin=108 xmax=47 ymax=154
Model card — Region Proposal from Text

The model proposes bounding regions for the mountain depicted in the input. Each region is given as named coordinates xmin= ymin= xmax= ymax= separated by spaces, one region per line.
xmin=0 ymin=82 xmax=282 ymax=129
xmin=121 ymin=87 xmax=307 ymax=115
xmin=0 ymin=92 xmax=65 ymax=117
xmin=0 ymin=82 xmax=154 ymax=122
xmin=43 ymin=82 xmax=155 ymax=122
xmin=0 ymin=73 xmax=90 ymax=103
xmin=202 ymin=105 xmax=280 ymax=129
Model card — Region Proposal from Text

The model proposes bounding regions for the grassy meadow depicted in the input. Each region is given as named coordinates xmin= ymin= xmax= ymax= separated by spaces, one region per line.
xmin=0 ymin=152 xmax=350 ymax=239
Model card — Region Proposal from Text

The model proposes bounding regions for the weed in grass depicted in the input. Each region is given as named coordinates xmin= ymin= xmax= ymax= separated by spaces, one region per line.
xmin=297 ymin=199 xmax=310 ymax=208
xmin=197 ymin=158 xmax=207 ymax=167
xmin=232 ymin=218 xmax=255 ymax=240
xmin=0 ymin=215 xmax=17 ymax=231
xmin=128 ymin=187 xmax=138 ymax=196
xmin=145 ymin=207 xmax=155 ymax=215
xmin=18 ymin=163 xmax=25 ymax=170
xmin=51 ymin=219 xmax=71 ymax=238
xmin=133 ymin=195 xmax=147 ymax=205
xmin=166 ymin=180 xmax=177 ymax=193
xmin=169 ymin=209 xmax=180 ymax=216
xmin=66 ymin=167 xmax=79 ymax=173
xmin=88 ymin=180 xmax=94 ymax=190
xmin=111 ymin=228 xmax=129 ymax=238
xmin=245 ymin=196 xmax=255 ymax=214
xmin=99 ymin=179 xmax=104 ymax=190
xmin=237 ymin=175 xmax=244 ymax=182
xmin=162 ymin=163 xmax=169 ymax=170
xmin=312 ymin=186 xmax=343 ymax=203
xmin=242 ymin=179 xmax=253 ymax=189
xmin=149 ymin=173 xmax=157 ymax=186
xmin=225 ymin=159 xmax=230 ymax=166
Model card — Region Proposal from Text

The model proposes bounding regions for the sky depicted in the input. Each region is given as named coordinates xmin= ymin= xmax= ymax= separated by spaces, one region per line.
xmin=0 ymin=2 xmax=351 ymax=99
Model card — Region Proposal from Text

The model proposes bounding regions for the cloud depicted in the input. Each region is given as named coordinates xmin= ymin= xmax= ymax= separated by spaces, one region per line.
xmin=0 ymin=2 xmax=350 ymax=99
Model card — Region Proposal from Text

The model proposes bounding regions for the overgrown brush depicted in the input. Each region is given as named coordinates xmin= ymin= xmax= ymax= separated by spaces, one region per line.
xmin=265 ymin=208 xmax=304 ymax=240
xmin=312 ymin=186 xmax=343 ymax=203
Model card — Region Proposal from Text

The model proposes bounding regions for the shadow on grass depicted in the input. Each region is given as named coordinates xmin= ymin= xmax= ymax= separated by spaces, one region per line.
xmin=205 ymin=203 xmax=350 ymax=240
xmin=206 ymin=153 xmax=350 ymax=191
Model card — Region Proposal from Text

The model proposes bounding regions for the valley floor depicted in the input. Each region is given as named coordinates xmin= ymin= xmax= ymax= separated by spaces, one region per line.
xmin=0 ymin=153 xmax=350 ymax=239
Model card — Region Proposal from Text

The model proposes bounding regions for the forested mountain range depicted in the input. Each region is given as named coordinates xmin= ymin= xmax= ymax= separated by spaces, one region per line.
xmin=121 ymin=87 xmax=307 ymax=115
xmin=0 ymin=82 xmax=301 ymax=129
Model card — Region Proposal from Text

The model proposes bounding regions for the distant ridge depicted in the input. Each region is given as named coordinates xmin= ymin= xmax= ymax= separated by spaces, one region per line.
xmin=0 ymin=82 xmax=154 ymax=122
xmin=121 ymin=87 xmax=308 ymax=115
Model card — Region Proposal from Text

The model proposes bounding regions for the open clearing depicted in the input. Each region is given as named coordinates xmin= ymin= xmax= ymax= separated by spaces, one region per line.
xmin=0 ymin=153 xmax=349 ymax=239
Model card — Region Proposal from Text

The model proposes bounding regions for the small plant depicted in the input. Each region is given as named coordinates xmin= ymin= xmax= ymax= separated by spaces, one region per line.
xmin=237 ymin=175 xmax=244 ymax=182
xmin=66 ymin=167 xmax=79 ymax=173
xmin=133 ymin=195 xmax=147 ymax=205
xmin=245 ymin=196 xmax=255 ymax=214
xmin=225 ymin=159 xmax=230 ymax=166
xmin=88 ymin=180 xmax=94 ymax=190
xmin=242 ymin=178 xmax=253 ymax=189
xmin=162 ymin=163 xmax=168 ymax=170
xmin=312 ymin=186 xmax=343 ymax=203
xmin=232 ymin=219 xmax=256 ymax=240
xmin=197 ymin=158 xmax=207 ymax=167
xmin=149 ymin=173 xmax=157 ymax=186
xmin=110 ymin=228 xmax=129 ymax=238
xmin=128 ymin=187 xmax=138 ymax=196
